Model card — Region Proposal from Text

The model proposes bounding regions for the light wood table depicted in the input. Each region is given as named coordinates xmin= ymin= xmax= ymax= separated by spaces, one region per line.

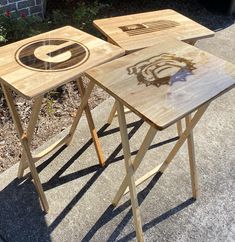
xmin=93 ymin=9 xmax=215 ymax=130
xmin=94 ymin=9 xmax=214 ymax=53
xmin=0 ymin=26 xmax=124 ymax=212
xmin=86 ymin=37 xmax=235 ymax=241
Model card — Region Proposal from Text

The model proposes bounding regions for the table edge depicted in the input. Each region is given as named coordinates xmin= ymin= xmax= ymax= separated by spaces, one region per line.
xmin=85 ymin=72 xmax=235 ymax=131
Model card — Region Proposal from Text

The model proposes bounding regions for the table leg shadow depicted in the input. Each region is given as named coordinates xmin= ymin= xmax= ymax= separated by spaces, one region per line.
xmin=82 ymin=171 xmax=195 ymax=242
xmin=0 ymin=119 xmax=143 ymax=241
xmin=47 ymin=119 xmax=144 ymax=233
xmin=0 ymin=118 xmax=179 ymax=240
xmin=0 ymin=178 xmax=51 ymax=242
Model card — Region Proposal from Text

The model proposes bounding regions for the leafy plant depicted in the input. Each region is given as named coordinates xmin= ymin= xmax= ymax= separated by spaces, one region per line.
xmin=48 ymin=1 xmax=109 ymax=33
xmin=49 ymin=9 xmax=70 ymax=27
xmin=72 ymin=1 xmax=108 ymax=31
xmin=0 ymin=11 xmax=48 ymax=45
xmin=45 ymin=91 xmax=59 ymax=115
xmin=0 ymin=1 xmax=109 ymax=46
xmin=0 ymin=24 xmax=7 ymax=44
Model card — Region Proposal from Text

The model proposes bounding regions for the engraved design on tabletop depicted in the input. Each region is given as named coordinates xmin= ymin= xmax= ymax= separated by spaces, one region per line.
xmin=127 ymin=53 xmax=196 ymax=87
xmin=15 ymin=38 xmax=90 ymax=72
xmin=119 ymin=20 xmax=180 ymax=36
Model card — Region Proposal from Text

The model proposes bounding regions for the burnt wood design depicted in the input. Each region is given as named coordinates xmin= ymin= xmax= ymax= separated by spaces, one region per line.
xmin=127 ymin=53 xmax=196 ymax=87
xmin=15 ymin=39 xmax=89 ymax=72
xmin=119 ymin=20 xmax=180 ymax=36
xmin=93 ymin=9 xmax=215 ymax=53
xmin=86 ymin=37 xmax=235 ymax=130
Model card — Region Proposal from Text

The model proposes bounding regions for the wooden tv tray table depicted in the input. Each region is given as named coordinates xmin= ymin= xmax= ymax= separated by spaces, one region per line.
xmin=86 ymin=38 xmax=235 ymax=241
xmin=93 ymin=9 xmax=214 ymax=53
xmin=93 ymin=9 xmax=215 ymax=128
xmin=0 ymin=26 xmax=124 ymax=212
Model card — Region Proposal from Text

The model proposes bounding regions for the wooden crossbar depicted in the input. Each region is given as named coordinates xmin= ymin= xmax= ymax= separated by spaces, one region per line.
xmin=117 ymin=101 xmax=144 ymax=242
xmin=1 ymin=78 xmax=104 ymax=212
xmin=113 ymin=102 xmax=210 ymax=207
xmin=1 ymin=84 xmax=49 ymax=212
xmin=112 ymin=125 xmax=157 ymax=206
xmin=113 ymin=100 xmax=210 ymax=242
xmin=33 ymin=135 xmax=71 ymax=162
xmin=123 ymin=162 xmax=163 ymax=196
xmin=18 ymin=96 xmax=43 ymax=178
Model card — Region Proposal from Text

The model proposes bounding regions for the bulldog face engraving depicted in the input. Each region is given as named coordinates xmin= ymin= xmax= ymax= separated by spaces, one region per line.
xmin=127 ymin=53 xmax=196 ymax=87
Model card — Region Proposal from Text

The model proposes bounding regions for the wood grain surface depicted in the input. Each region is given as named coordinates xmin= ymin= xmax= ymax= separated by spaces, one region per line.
xmin=86 ymin=37 xmax=235 ymax=130
xmin=0 ymin=26 xmax=125 ymax=99
xmin=94 ymin=9 xmax=214 ymax=53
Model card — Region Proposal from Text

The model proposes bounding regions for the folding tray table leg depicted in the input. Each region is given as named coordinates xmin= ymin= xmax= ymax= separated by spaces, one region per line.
xmin=185 ymin=114 xmax=198 ymax=198
xmin=67 ymin=81 xmax=95 ymax=143
xmin=18 ymin=96 xmax=43 ymax=178
xmin=177 ymin=120 xmax=183 ymax=136
xmin=107 ymin=100 xmax=118 ymax=124
xmin=77 ymin=78 xmax=105 ymax=166
xmin=67 ymin=80 xmax=104 ymax=166
xmin=112 ymin=102 xmax=210 ymax=207
xmin=158 ymin=103 xmax=209 ymax=174
xmin=112 ymin=126 xmax=157 ymax=206
xmin=117 ymin=101 xmax=144 ymax=242
xmin=1 ymin=84 xmax=49 ymax=212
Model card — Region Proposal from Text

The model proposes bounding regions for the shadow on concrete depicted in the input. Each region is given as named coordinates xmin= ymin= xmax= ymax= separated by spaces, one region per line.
xmin=82 ymin=171 xmax=196 ymax=242
xmin=47 ymin=119 xmax=144 ymax=233
xmin=41 ymin=120 xmax=178 ymax=192
xmin=0 ymin=178 xmax=51 ymax=242
xmin=42 ymin=119 xmax=144 ymax=191
xmin=0 ymin=119 xmax=181 ymax=241
xmin=116 ymin=198 xmax=196 ymax=242
xmin=0 ymin=119 xmax=144 ymax=241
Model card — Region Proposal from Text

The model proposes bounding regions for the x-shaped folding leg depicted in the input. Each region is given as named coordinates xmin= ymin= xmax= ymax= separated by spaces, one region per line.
xmin=1 ymin=84 xmax=49 ymax=212
xmin=2 ymin=78 xmax=104 ymax=212
xmin=66 ymin=78 xmax=105 ymax=166
xmin=114 ymin=100 xmax=210 ymax=241
xmin=17 ymin=96 xmax=43 ymax=178
xmin=17 ymin=78 xmax=104 ymax=176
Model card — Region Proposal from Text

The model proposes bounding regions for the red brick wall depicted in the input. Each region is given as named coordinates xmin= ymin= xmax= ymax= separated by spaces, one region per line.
xmin=0 ymin=0 xmax=44 ymax=18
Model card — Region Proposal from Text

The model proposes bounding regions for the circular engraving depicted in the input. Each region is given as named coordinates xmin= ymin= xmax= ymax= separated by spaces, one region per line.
xmin=15 ymin=38 xmax=89 ymax=72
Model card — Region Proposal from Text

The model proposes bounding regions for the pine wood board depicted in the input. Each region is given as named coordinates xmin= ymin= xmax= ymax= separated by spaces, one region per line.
xmin=94 ymin=9 xmax=214 ymax=53
xmin=0 ymin=26 xmax=125 ymax=99
xmin=86 ymin=37 xmax=235 ymax=130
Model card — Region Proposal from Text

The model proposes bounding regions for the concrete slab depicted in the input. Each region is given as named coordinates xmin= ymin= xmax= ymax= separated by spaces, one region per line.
xmin=196 ymin=24 xmax=235 ymax=64
xmin=0 ymin=26 xmax=234 ymax=242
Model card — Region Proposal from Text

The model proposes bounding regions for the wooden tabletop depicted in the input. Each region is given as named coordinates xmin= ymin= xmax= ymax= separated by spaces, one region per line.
xmin=0 ymin=26 xmax=125 ymax=99
xmin=86 ymin=37 xmax=235 ymax=130
xmin=93 ymin=9 xmax=214 ymax=53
